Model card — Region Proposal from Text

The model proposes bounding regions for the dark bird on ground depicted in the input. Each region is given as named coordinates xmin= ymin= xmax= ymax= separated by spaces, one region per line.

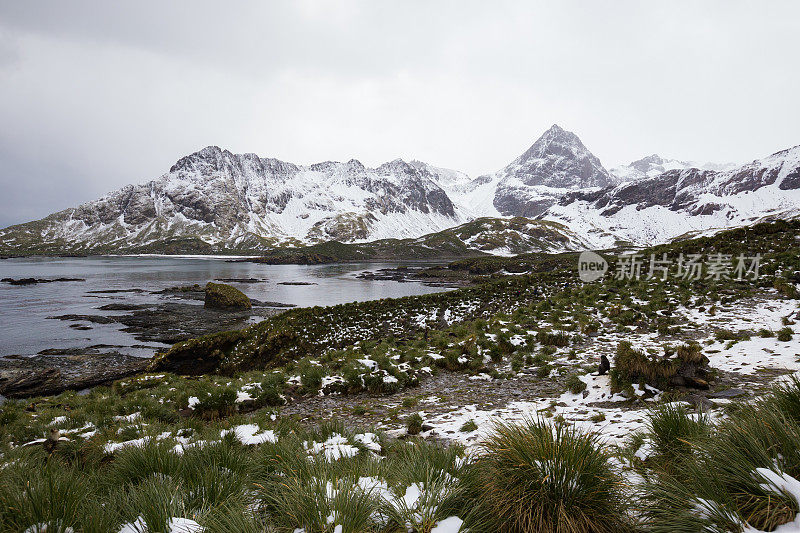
xmin=598 ymin=354 xmax=610 ymax=375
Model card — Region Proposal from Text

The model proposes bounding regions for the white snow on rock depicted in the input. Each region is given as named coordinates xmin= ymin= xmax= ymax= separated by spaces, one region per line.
xmin=421 ymin=372 xmax=651 ymax=449
xmin=103 ymin=436 xmax=152 ymax=454
xmin=354 ymin=432 xmax=382 ymax=453
xmin=48 ymin=416 xmax=68 ymax=426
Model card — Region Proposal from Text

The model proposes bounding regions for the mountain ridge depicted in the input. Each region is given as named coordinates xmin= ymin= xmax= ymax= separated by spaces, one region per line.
xmin=1 ymin=126 xmax=798 ymax=257
xmin=544 ymin=144 xmax=800 ymax=247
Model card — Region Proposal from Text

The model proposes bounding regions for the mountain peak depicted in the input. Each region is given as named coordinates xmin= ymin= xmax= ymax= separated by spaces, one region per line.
xmin=544 ymin=123 xmax=567 ymax=135
xmin=170 ymin=146 xmax=227 ymax=173
xmin=514 ymin=125 xmax=589 ymax=165
xmin=629 ymin=154 xmax=666 ymax=172
xmin=610 ymin=154 xmax=741 ymax=184
xmin=197 ymin=145 xmax=223 ymax=156
xmin=502 ymin=125 xmax=612 ymax=190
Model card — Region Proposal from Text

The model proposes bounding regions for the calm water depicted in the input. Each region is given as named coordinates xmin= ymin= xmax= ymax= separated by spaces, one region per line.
xmin=0 ymin=256 xmax=449 ymax=358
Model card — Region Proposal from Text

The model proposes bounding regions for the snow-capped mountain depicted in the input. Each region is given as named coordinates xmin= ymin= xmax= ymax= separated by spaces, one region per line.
xmin=545 ymin=146 xmax=800 ymax=247
xmin=609 ymin=154 xmax=738 ymax=184
xmin=1 ymin=125 xmax=798 ymax=256
xmin=450 ymin=124 xmax=614 ymax=218
xmin=446 ymin=126 xmax=800 ymax=249
xmin=0 ymin=147 xmax=472 ymax=254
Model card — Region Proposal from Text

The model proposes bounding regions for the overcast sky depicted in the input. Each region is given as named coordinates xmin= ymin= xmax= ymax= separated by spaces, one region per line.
xmin=0 ymin=1 xmax=798 ymax=227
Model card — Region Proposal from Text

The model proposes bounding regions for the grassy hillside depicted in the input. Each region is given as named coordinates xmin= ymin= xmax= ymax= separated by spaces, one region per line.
xmin=151 ymin=219 xmax=800 ymax=377
xmin=0 ymin=216 xmax=581 ymax=259
xmin=251 ymin=217 xmax=580 ymax=264
xmin=1 ymin=218 xmax=799 ymax=531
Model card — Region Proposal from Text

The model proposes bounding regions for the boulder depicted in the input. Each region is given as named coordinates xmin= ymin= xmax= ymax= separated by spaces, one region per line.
xmin=204 ymin=282 xmax=251 ymax=310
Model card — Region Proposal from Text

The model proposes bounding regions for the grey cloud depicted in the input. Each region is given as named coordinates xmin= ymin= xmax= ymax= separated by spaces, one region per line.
xmin=0 ymin=1 xmax=798 ymax=227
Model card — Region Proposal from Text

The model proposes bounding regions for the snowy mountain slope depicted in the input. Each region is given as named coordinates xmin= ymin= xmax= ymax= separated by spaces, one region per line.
xmin=450 ymin=124 xmax=613 ymax=219
xmin=251 ymin=217 xmax=592 ymax=263
xmin=544 ymin=145 xmax=800 ymax=248
xmin=429 ymin=216 xmax=593 ymax=256
xmin=1 ymin=125 xmax=798 ymax=257
xmin=0 ymin=147 xmax=472 ymax=254
xmin=609 ymin=154 xmax=738 ymax=184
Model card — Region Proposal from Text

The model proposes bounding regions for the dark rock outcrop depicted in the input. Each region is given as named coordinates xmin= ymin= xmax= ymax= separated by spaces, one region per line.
xmin=0 ymin=354 xmax=148 ymax=398
xmin=204 ymin=282 xmax=252 ymax=310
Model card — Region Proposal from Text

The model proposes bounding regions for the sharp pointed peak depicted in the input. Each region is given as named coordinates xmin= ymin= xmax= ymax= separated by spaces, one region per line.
xmin=513 ymin=124 xmax=588 ymax=164
xmin=526 ymin=124 xmax=584 ymax=150
xmin=194 ymin=145 xmax=225 ymax=156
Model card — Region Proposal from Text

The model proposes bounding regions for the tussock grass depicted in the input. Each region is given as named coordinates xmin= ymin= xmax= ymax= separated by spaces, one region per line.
xmin=202 ymin=503 xmax=271 ymax=533
xmin=769 ymin=375 xmax=800 ymax=424
xmin=643 ymin=403 xmax=710 ymax=471
xmin=406 ymin=413 xmax=424 ymax=435
xmin=614 ymin=341 xmax=677 ymax=389
xmin=642 ymin=377 xmax=800 ymax=532
xmin=777 ymin=326 xmax=794 ymax=342
xmin=614 ymin=341 xmax=709 ymax=390
xmin=537 ymin=330 xmax=571 ymax=347
xmin=462 ymin=417 xmax=633 ymax=533
xmin=109 ymin=440 xmax=182 ymax=487
xmin=565 ymin=373 xmax=587 ymax=394
xmin=0 ymin=459 xmax=92 ymax=532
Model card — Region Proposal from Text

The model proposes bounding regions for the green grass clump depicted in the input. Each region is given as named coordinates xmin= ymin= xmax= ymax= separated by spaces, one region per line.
xmin=463 ymin=417 xmax=632 ymax=533
xmin=774 ymin=278 xmax=800 ymax=298
xmin=109 ymin=440 xmax=181 ymax=487
xmin=644 ymin=403 xmax=710 ymax=468
xmin=0 ymin=459 xmax=94 ymax=532
xmin=642 ymin=377 xmax=800 ymax=532
xmin=256 ymin=373 xmax=286 ymax=407
xmin=758 ymin=328 xmax=774 ymax=337
xmin=299 ymin=363 xmax=324 ymax=394
xmin=614 ymin=341 xmax=676 ymax=389
xmin=714 ymin=329 xmax=750 ymax=342
xmin=536 ymin=330 xmax=570 ymax=347
xmin=565 ymin=374 xmax=587 ymax=394
xmin=406 ymin=413 xmax=424 ymax=436
xmin=194 ymin=387 xmax=237 ymax=419
xmin=768 ymin=375 xmax=800 ymax=424
xmin=460 ymin=420 xmax=478 ymax=433
xmin=777 ymin=327 xmax=793 ymax=342
xmin=614 ymin=341 xmax=710 ymax=390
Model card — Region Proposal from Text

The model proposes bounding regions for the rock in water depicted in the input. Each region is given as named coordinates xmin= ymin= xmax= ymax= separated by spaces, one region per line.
xmin=598 ymin=354 xmax=610 ymax=375
xmin=204 ymin=282 xmax=252 ymax=310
